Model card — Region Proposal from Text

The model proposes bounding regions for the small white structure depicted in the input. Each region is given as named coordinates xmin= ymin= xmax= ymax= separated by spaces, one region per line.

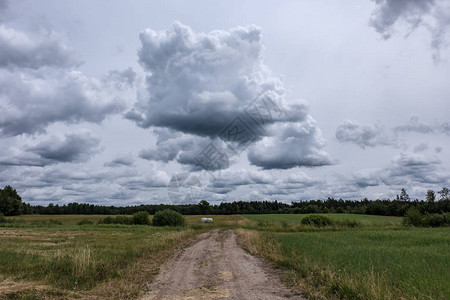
xmin=201 ymin=217 xmax=213 ymax=223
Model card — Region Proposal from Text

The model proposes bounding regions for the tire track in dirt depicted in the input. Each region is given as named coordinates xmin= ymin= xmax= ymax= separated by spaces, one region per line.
xmin=141 ymin=229 xmax=304 ymax=300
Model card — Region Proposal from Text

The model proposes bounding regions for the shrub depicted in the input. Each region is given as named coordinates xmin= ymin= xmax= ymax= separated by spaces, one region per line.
xmin=0 ymin=213 xmax=6 ymax=223
xmin=403 ymin=207 xmax=424 ymax=226
xmin=301 ymin=214 xmax=333 ymax=227
xmin=132 ymin=211 xmax=150 ymax=225
xmin=152 ymin=209 xmax=186 ymax=227
xmin=423 ymin=213 xmax=446 ymax=227
xmin=99 ymin=215 xmax=132 ymax=225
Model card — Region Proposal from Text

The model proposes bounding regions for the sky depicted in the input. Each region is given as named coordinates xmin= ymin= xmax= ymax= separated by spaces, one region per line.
xmin=0 ymin=0 xmax=449 ymax=206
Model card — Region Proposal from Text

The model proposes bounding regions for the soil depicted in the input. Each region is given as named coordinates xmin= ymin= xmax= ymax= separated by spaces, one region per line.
xmin=141 ymin=229 xmax=304 ymax=300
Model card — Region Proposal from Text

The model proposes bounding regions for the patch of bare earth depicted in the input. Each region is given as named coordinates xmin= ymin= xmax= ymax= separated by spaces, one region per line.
xmin=141 ymin=229 xmax=304 ymax=300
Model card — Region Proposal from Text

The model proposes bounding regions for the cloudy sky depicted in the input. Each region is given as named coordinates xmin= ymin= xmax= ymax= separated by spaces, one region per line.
xmin=1 ymin=0 xmax=449 ymax=206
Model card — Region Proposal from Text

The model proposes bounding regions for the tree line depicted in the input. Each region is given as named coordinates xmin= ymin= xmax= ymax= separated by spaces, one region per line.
xmin=1 ymin=186 xmax=449 ymax=217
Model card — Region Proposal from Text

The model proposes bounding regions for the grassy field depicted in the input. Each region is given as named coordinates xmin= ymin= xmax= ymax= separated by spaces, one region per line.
xmin=243 ymin=213 xmax=402 ymax=226
xmin=1 ymin=213 xmax=448 ymax=299
xmin=239 ymin=215 xmax=450 ymax=300
xmin=0 ymin=217 xmax=200 ymax=299
xmin=9 ymin=214 xmax=251 ymax=227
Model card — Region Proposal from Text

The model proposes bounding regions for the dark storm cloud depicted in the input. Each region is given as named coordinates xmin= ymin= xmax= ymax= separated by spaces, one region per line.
xmin=369 ymin=0 xmax=450 ymax=61
xmin=127 ymin=22 xmax=331 ymax=170
xmin=335 ymin=120 xmax=392 ymax=149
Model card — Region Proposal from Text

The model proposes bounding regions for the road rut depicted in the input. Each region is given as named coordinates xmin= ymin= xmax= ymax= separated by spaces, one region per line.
xmin=141 ymin=229 xmax=304 ymax=300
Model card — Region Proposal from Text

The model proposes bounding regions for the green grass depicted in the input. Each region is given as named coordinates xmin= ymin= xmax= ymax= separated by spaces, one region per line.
xmin=0 ymin=217 xmax=199 ymax=298
xmin=243 ymin=213 xmax=402 ymax=226
xmin=238 ymin=225 xmax=450 ymax=300
xmin=2 ymin=213 xmax=448 ymax=299
xmin=8 ymin=214 xmax=117 ymax=225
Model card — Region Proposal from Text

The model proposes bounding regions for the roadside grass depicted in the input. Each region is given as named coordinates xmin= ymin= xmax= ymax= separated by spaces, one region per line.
xmin=237 ymin=227 xmax=450 ymax=300
xmin=0 ymin=222 xmax=199 ymax=298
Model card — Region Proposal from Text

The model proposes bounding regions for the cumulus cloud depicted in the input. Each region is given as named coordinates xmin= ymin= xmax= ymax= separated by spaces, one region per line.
xmin=26 ymin=131 xmax=101 ymax=163
xmin=393 ymin=116 xmax=450 ymax=135
xmin=335 ymin=119 xmax=392 ymax=149
xmin=139 ymin=131 xmax=230 ymax=171
xmin=0 ymin=130 xmax=101 ymax=166
xmin=0 ymin=19 xmax=132 ymax=136
xmin=105 ymin=155 xmax=134 ymax=167
xmin=102 ymin=67 xmax=136 ymax=90
xmin=387 ymin=152 xmax=449 ymax=185
xmin=127 ymin=22 xmax=331 ymax=170
xmin=260 ymin=172 xmax=322 ymax=195
xmin=248 ymin=117 xmax=333 ymax=169
xmin=349 ymin=152 xmax=449 ymax=188
xmin=393 ymin=116 xmax=435 ymax=134
xmin=0 ymin=67 xmax=130 ymax=136
xmin=205 ymin=169 xmax=272 ymax=194
xmin=0 ymin=25 xmax=79 ymax=69
xmin=369 ymin=0 xmax=450 ymax=61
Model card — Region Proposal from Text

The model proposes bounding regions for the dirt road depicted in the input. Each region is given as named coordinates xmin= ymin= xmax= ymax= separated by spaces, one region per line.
xmin=141 ymin=229 xmax=303 ymax=300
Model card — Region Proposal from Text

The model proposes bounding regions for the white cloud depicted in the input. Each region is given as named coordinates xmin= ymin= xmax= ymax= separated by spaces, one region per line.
xmin=248 ymin=117 xmax=333 ymax=169
xmin=127 ymin=22 xmax=331 ymax=170
xmin=369 ymin=0 xmax=450 ymax=61
xmin=336 ymin=119 xmax=393 ymax=148
xmin=0 ymin=130 xmax=101 ymax=166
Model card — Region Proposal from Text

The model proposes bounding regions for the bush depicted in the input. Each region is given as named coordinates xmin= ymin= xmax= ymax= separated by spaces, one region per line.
xmin=423 ymin=213 xmax=446 ymax=227
xmin=132 ymin=211 xmax=150 ymax=225
xmin=99 ymin=215 xmax=133 ymax=225
xmin=0 ymin=213 xmax=6 ymax=223
xmin=403 ymin=207 xmax=424 ymax=226
xmin=152 ymin=209 xmax=186 ymax=227
xmin=301 ymin=214 xmax=333 ymax=227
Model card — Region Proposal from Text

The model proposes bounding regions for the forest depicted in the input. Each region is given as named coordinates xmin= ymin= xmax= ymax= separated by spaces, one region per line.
xmin=1 ymin=185 xmax=449 ymax=217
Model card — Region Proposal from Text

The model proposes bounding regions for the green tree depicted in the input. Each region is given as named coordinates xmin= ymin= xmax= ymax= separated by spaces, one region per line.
xmin=426 ymin=190 xmax=436 ymax=202
xmin=198 ymin=200 xmax=211 ymax=214
xmin=0 ymin=185 xmax=23 ymax=216
xmin=400 ymin=188 xmax=410 ymax=202
xmin=438 ymin=187 xmax=449 ymax=201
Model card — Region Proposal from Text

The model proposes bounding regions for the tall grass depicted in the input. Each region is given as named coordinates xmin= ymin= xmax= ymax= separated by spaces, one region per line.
xmin=0 ymin=222 xmax=199 ymax=298
xmin=237 ymin=227 xmax=450 ymax=299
